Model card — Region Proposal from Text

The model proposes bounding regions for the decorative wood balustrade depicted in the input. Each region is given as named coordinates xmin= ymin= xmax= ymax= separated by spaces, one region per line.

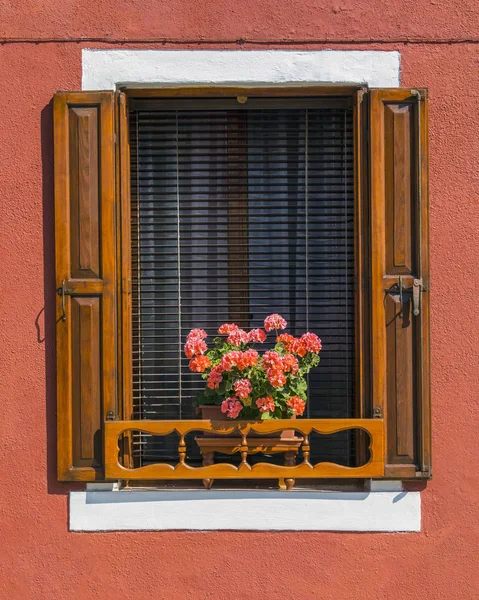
xmin=105 ymin=419 xmax=385 ymax=483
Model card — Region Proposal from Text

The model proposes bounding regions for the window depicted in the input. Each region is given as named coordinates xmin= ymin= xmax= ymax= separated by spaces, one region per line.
xmin=54 ymin=87 xmax=431 ymax=484
xmin=130 ymin=98 xmax=355 ymax=467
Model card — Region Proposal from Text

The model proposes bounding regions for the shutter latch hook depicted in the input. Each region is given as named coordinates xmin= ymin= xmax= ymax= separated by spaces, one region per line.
xmin=413 ymin=278 xmax=423 ymax=317
xmin=57 ymin=280 xmax=74 ymax=322
xmin=57 ymin=280 xmax=67 ymax=322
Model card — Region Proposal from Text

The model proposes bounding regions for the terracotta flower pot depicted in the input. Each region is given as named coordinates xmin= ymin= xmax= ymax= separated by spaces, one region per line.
xmin=198 ymin=404 xmax=297 ymax=440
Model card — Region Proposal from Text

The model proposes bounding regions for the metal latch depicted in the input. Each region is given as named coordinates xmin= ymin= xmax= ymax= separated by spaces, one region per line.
xmin=385 ymin=276 xmax=424 ymax=317
xmin=412 ymin=278 xmax=423 ymax=316
xmin=57 ymin=280 xmax=73 ymax=322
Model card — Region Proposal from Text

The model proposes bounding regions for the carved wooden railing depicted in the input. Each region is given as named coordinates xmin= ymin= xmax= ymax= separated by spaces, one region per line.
xmin=105 ymin=418 xmax=385 ymax=480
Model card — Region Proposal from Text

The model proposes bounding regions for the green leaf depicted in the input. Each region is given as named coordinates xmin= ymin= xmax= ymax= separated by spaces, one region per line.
xmin=273 ymin=407 xmax=282 ymax=419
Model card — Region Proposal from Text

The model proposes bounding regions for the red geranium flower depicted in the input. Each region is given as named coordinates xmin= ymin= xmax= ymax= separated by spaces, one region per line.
xmin=256 ymin=396 xmax=276 ymax=413
xmin=189 ymin=355 xmax=211 ymax=373
xmin=286 ymin=396 xmax=306 ymax=416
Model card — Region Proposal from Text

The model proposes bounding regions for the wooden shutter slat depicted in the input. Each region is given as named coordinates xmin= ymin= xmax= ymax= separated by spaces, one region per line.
xmin=54 ymin=91 xmax=117 ymax=481
xmin=370 ymin=88 xmax=431 ymax=479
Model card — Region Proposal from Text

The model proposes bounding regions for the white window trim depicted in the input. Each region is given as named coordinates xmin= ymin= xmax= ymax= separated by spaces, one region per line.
xmin=82 ymin=49 xmax=400 ymax=90
xmin=77 ymin=49 xmax=416 ymax=532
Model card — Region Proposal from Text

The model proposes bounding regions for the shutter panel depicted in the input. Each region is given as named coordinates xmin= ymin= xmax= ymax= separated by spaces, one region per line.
xmin=54 ymin=92 xmax=118 ymax=481
xmin=370 ymin=88 xmax=431 ymax=479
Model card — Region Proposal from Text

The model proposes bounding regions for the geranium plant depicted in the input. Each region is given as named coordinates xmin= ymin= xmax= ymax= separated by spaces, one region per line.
xmin=184 ymin=314 xmax=322 ymax=420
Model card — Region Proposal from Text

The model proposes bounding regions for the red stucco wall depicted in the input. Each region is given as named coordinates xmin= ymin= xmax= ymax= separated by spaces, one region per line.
xmin=1 ymin=2 xmax=479 ymax=598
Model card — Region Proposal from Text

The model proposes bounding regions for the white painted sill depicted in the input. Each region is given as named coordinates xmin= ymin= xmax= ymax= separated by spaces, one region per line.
xmin=70 ymin=484 xmax=420 ymax=532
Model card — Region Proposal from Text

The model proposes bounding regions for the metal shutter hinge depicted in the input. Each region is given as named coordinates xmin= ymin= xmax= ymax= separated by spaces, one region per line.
xmin=106 ymin=410 xmax=117 ymax=421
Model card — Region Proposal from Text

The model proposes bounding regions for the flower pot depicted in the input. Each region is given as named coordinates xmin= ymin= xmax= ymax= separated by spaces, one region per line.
xmin=198 ymin=404 xmax=297 ymax=440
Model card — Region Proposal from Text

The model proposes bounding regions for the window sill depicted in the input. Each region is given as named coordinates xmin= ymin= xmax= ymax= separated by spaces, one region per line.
xmin=69 ymin=486 xmax=420 ymax=532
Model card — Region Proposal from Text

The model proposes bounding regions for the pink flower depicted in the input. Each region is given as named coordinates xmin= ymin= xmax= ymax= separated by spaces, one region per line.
xmin=262 ymin=351 xmax=283 ymax=370
xmin=234 ymin=379 xmax=252 ymax=399
xmin=282 ymin=353 xmax=299 ymax=375
xmin=218 ymin=323 xmax=238 ymax=334
xmin=300 ymin=332 xmax=322 ymax=354
xmin=264 ymin=313 xmax=287 ymax=332
xmin=207 ymin=365 xmax=223 ymax=390
xmin=287 ymin=396 xmax=306 ymax=416
xmin=256 ymin=396 xmax=276 ymax=413
xmin=220 ymin=350 xmax=243 ymax=371
xmin=186 ymin=328 xmax=207 ymax=342
xmin=227 ymin=328 xmax=249 ymax=346
xmin=184 ymin=337 xmax=208 ymax=358
xmin=247 ymin=328 xmax=267 ymax=343
xmin=221 ymin=397 xmax=243 ymax=419
xmin=267 ymin=368 xmax=286 ymax=388
xmin=189 ymin=355 xmax=211 ymax=373
xmin=242 ymin=349 xmax=259 ymax=367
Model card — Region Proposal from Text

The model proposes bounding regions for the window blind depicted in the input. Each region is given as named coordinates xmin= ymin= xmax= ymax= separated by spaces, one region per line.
xmin=130 ymin=99 xmax=355 ymax=467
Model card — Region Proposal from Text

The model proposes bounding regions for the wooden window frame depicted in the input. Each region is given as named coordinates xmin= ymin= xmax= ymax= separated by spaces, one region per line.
xmin=119 ymin=85 xmax=371 ymax=426
xmin=54 ymin=85 xmax=430 ymax=484
xmin=119 ymin=87 xmax=371 ymax=478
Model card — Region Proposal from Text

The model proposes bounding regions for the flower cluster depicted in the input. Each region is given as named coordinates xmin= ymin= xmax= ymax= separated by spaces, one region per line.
xmin=220 ymin=349 xmax=259 ymax=372
xmin=277 ymin=332 xmax=322 ymax=357
xmin=189 ymin=355 xmax=211 ymax=373
xmin=256 ymin=396 xmax=275 ymax=413
xmin=261 ymin=351 xmax=299 ymax=388
xmin=220 ymin=323 xmax=267 ymax=345
xmin=264 ymin=314 xmax=287 ymax=332
xmin=234 ymin=379 xmax=252 ymax=399
xmin=221 ymin=397 xmax=243 ymax=419
xmin=184 ymin=329 xmax=208 ymax=359
xmin=186 ymin=314 xmax=322 ymax=419
xmin=286 ymin=396 xmax=306 ymax=416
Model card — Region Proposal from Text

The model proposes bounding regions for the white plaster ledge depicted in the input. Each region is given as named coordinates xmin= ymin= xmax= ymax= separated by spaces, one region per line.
xmin=70 ymin=490 xmax=420 ymax=532
xmin=82 ymin=50 xmax=400 ymax=90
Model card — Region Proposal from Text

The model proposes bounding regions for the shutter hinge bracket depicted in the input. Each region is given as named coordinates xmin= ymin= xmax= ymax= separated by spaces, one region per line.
xmin=373 ymin=406 xmax=383 ymax=419
xmin=106 ymin=409 xmax=117 ymax=421
xmin=357 ymin=87 xmax=368 ymax=102
xmin=411 ymin=89 xmax=423 ymax=101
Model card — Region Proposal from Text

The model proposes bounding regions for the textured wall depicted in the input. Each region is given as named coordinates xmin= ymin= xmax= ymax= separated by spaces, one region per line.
xmin=1 ymin=2 xmax=479 ymax=598
xmin=1 ymin=0 xmax=479 ymax=41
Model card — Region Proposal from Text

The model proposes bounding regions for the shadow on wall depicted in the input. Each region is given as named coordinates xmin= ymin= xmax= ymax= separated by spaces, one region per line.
xmin=41 ymin=100 xmax=82 ymax=495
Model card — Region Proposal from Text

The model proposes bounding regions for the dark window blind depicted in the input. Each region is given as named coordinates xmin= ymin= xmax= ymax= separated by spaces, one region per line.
xmin=130 ymin=100 xmax=355 ymax=467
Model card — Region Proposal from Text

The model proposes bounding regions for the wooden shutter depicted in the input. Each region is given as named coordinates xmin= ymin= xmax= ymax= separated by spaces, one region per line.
xmin=370 ymin=89 xmax=431 ymax=479
xmin=54 ymin=92 xmax=118 ymax=481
